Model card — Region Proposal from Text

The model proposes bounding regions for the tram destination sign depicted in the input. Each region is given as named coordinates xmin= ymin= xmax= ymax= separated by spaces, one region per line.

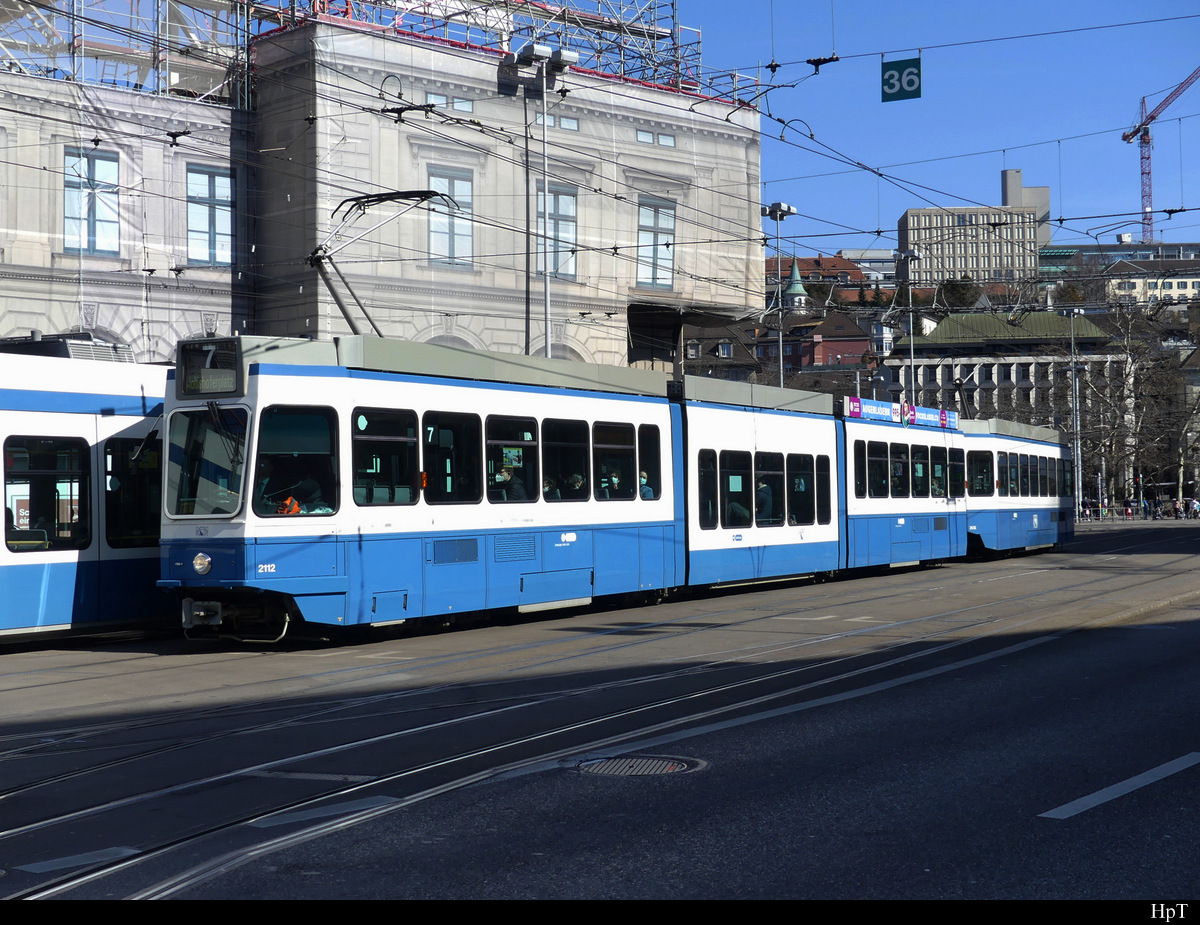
xmin=177 ymin=337 xmax=245 ymax=399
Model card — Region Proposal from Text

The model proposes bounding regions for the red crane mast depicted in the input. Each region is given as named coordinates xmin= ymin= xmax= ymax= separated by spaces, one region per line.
xmin=1122 ymin=65 xmax=1200 ymax=244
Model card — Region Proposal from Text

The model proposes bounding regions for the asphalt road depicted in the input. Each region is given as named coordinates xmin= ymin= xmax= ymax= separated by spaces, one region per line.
xmin=1 ymin=521 xmax=1198 ymax=900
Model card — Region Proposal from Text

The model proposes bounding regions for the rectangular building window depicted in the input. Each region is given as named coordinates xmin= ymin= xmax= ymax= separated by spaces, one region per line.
xmin=538 ymin=185 xmax=577 ymax=278
xmin=187 ymin=166 xmax=234 ymax=266
xmin=637 ymin=199 xmax=675 ymax=289
xmin=64 ymin=148 xmax=118 ymax=254
xmin=429 ymin=168 xmax=473 ymax=266
xmin=426 ymin=93 xmax=473 ymax=113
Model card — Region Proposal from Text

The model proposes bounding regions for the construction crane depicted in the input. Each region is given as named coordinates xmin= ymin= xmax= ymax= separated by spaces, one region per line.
xmin=1122 ymin=64 xmax=1200 ymax=244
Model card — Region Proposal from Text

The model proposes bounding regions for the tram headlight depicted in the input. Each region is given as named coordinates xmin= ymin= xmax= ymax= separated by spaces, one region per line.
xmin=192 ymin=552 xmax=212 ymax=575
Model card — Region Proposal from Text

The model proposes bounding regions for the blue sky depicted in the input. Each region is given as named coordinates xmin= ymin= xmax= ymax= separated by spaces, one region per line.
xmin=678 ymin=1 xmax=1200 ymax=256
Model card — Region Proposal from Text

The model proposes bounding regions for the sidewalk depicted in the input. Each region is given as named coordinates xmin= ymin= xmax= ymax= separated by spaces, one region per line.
xmin=1075 ymin=513 xmax=1199 ymax=531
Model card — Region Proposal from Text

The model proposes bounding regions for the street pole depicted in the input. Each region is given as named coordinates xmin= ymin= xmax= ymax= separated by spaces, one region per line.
xmin=763 ymin=203 xmax=797 ymax=387
xmin=1070 ymin=308 xmax=1083 ymax=519
xmin=540 ymin=60 xmax=551 ymax=359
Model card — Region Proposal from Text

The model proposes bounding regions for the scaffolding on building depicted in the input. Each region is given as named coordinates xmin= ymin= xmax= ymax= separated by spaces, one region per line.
xmin=0 ymin=0 xmax=753 ymax=107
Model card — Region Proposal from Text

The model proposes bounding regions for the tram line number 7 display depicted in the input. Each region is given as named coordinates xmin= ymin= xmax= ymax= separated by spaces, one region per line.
xmin=881 ymin=57 xmax=921 ymax=102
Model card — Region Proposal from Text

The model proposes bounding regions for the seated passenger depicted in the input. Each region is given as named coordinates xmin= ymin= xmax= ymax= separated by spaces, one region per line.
xmin=563 ymin=473 xmax=588 ymax=500
xmin=494 ymin=467 xmax=528 ymax=501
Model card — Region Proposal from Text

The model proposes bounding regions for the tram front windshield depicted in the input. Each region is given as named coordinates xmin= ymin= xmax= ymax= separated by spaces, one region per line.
xmin=166 ymin=406 xmax=248 ymax=516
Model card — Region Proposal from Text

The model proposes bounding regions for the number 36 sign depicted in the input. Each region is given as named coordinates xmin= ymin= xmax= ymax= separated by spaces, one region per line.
xmin=881 ymin=57 xmax=921 ymax=102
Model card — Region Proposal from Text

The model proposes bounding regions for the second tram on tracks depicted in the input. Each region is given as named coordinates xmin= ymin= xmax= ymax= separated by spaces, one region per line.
xmin=159 ymin=335 xmax=1073 ymax=638
xmin=1 ymin=334 xmax=167 ymax=637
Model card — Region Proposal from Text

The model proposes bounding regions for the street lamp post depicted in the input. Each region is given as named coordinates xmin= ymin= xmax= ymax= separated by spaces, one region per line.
xmin=893 ymin=249 xmax=922 ymax=403
xmin=511 ymin=43 xmax=577 ymax=359
xmin=763 ymin=202 xmax=798 ymax=387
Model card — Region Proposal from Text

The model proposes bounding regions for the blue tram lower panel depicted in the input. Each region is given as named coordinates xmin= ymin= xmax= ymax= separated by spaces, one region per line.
xmin=162 ymin=522 xmax=681 ymax=626
xmin=845 ymin=512 xmax=968 ymax=569
xmin=2 ymin=556 xmax=162 ymax=633
xmin=967 ymin=507 xmax=1071 ymax=551
xmin=687 ymin=539 xmax=841 ymax=586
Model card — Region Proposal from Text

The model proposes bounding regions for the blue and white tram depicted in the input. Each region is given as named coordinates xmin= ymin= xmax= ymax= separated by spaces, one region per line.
xmin=158 ymin=335 xmax=1073 ymax=637
xmin=160 ymin=336 xmax=684 ymax=634
xmin=683 ymin=380 xmax=842 ymax=583
xmin=0 ymin=339 xmax=167 ymax=636
xmin=843 ymin=397 xmax=968 ymax=568
xmin=960 ymin=418 xmax=1074 ymax=552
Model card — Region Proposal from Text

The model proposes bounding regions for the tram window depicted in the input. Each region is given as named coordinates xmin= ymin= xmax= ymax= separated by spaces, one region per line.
xmin=638 ymin=424 xmax=661 ymax=500
xmin=352 ymin=408 xmax=418 ymax=506
xmin=1038 ymin=457 xmax=1049 ymax=496
xmin=787 ymin=453 xmax=815 ymax=525
xmin=543 ymin=419 xmax=589 ymax=501
xmin=486 ymin=416 xmax=537 ymax=504
xmin=254 ymin=407 xmax=338 ymax=516
xmin=593 ymin=422 xmax=635 ymax=500
xmin=4 ymin=436 xmax=90 ymax=552
xmin=1048 ymin=457 xmax=1057 ymax=497
xmin=105 ymin=437 xmax=160 ymax=548
xmin=698 ymin=449 xmax=718 ymax=529
xmin=816 ymin=454 xmax=832 ymax=525
xmin=853 ymin=440 xmax=866 ymax=498
xmin=1019 ymin=454 xmax=1030 ymax=497
xmin=890 ymin=443 xmax=910 ymax=498
xmin=911 ymin=445 xmax=930 ymax=498
xmin=1008 ymin=453 xmax=1019 ymax=497
xmin=967 ymin=450 xmax=993 ymax=497
xmin=930 ymin=446 xmax=948 ymax=497
xmin=422 ymin=411 xmax=481 ymax=505
xmin=167 ymin=406 xmax=247 ymax=516
xmin=949 ymin=448 xmax=965 ymax=498
xmin=867 ymin=441 xmax=889 ymax=498
xmin=754 ymin=452 xmax=784 ymax=527
xmin=997 ymin=452 xmax=1008 ymax=496
xmin=720 ymin=450 xmax=753 ymax=528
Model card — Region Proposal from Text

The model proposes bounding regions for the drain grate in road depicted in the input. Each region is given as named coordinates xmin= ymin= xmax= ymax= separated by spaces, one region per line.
xmin=576 ymin=754 xmax=702 ymax=777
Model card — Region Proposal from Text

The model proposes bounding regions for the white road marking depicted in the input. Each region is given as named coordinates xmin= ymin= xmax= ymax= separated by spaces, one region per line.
xmin=1040 ymin=753 xmax=1200 ymax=819
xmin=981 ymin=569 xmax=1047 ymax=582
xmin=776 ymin=614 xmax=841 ymax=621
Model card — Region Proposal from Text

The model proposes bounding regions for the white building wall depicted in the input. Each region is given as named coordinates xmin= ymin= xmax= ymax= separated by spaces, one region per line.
xmin=251 ymin=22 xmax=761 ymax=365
xmin=0 ymin=73 xmax=250 ymax=360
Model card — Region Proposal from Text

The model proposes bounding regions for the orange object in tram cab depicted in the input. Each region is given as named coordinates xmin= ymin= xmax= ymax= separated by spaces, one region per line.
xmin=276 ymin=496 xmax=301 ymax=515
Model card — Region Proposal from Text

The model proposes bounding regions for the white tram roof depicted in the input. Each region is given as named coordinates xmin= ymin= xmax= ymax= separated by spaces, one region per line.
xmin=960 ymin=417 xmax=1067 ymax=446
xmin=231 ymin=335 xmax=834 ymax=415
